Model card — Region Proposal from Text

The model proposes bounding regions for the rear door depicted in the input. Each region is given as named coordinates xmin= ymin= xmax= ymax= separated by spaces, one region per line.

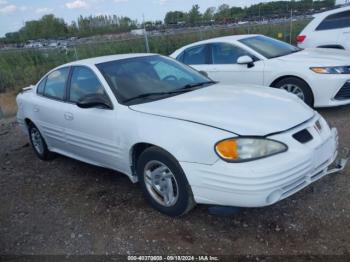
xmin=313 ymin=10 xmax=350 ymax=49
xmin=337 ymin=10 xmax=350 ymax=50
xmin=34 ymin=67 xmax=70 ymax=151
xmin=61 ymin=66 xmax=122 ymax=170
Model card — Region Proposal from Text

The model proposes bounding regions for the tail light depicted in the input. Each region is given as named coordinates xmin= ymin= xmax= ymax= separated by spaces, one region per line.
xmin=296 ymin=35 xmax=306 ymax=43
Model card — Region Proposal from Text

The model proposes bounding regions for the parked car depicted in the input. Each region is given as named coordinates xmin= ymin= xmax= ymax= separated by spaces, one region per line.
xmin=297 ymin=5 xmax=350 ymax=50
xmin=170 ymin=34 xmax=350 ymax=107
xmin=16 ymin=54 xmax=349 ymax=216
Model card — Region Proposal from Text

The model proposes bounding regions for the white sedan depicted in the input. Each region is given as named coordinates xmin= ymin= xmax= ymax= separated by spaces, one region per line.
xmin=170 ymin=34 xmax=350 ymax=107
xmin=16 ymin=54 xmax=349 ymax=216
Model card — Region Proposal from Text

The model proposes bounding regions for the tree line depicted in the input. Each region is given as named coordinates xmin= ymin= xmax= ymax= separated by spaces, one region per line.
xmin=0 ymin=0 xmax=335 ymax=44
xmin=164 ymin=0 xmax=335 ymax=25
xmin=1 ymin=14 xmax=137 ymax=44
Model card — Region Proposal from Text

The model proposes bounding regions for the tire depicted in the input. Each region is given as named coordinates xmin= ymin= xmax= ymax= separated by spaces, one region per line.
xmin=273 ymin=77 xmax=314 ymax=107
xmin=136 ymin=146 xmax=195 ymax=217
xmin=28 ymin=123 xmax=55 ymax=161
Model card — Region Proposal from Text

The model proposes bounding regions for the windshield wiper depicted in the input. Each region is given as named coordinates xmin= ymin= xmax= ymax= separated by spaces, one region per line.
xmin=180 ymin=80 xmax=217 ymax=89
xmin=123 ymin=81 xmax=217 ymax=104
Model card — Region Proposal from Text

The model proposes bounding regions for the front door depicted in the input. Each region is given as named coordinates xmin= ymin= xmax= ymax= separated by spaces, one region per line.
xmin=61 ymin=66 xmax=122 ymax=171
xmin=192 ymin=42 xmax=264 ymax=86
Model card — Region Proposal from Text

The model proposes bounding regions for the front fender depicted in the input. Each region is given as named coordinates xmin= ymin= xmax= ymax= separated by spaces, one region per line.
xmin=124 ymin=110 xmax=235 ymax=166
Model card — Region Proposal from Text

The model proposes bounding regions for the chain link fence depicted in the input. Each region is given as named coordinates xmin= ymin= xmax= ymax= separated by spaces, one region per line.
xmin=0 ymin=18 xmax=309 ymax=94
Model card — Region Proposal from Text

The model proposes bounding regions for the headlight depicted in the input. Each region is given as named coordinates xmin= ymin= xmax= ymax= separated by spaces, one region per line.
xmin=215 ymin=138 xmax=287 ymax=162
xmin=310 ymin=66 xmax=350 ymax=74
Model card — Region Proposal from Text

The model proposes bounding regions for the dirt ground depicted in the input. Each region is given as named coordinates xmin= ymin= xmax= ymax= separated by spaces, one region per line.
xmin=0 ymin=106 xmax=350 ymax=256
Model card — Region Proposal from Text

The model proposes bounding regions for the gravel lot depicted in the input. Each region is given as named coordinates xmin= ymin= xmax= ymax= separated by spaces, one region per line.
xmin=0 ymin=106 xmax=350 ymax=256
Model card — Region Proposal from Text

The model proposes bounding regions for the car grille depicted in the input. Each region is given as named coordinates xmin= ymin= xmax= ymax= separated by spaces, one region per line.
xmin=293 ymin=129 xmax=313 ymax=144
xmin=334 ymin=81 xmax=350 ymax=100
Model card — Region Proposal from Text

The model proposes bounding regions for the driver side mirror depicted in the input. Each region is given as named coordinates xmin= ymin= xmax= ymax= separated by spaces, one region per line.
xmin=237 ymin=55 xmax=255 ymax=68
xmin=76 ymin=94 xmax=112 ymax=109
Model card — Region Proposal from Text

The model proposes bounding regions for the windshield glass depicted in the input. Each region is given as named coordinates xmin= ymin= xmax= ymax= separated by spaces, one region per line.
xmin=239 ymin=35 xmax=300 ymax=59
xmin=96 ymin=55 xmax=213 ymax=105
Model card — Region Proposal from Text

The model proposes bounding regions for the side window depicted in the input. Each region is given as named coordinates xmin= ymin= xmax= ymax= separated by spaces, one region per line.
xmin=44 ymin=67 xmax=70 ymax=100
xmin=69 ymin=66 xmax=106 ymax=103
xmin=316 ymin=10 xmax=350 ymax=31
xmin=176 ymin=52 xmax=184 ymax=62
xmin=183 ymin=45 xmax=209 ymax=65
xmin=37 ymin=77 xmax=46 ymax=95
xmin=211 ymin=43 xmax=252 ymax=64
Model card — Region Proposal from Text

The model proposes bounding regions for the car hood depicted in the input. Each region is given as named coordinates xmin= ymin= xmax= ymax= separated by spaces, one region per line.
xmin=130 ymin=84 xmax=314 ymax=136
xmin=277 ymin=48 xmax=350 ymax=66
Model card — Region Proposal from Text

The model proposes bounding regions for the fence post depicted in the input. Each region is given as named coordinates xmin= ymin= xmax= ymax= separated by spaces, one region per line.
xmin=74 ymin=47 xmax=79 ymax=60
xmin=0 ymin=106 xmax=4 ymax=119
xmin=143 ymin=14 xmax=150 ymax=53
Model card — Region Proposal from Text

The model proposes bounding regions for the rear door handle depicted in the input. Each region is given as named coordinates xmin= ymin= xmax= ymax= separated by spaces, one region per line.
xmin=33 ymin=105 xmax=40 ymax=112
xmin=64 ymin=112 xmax=74 ymax=121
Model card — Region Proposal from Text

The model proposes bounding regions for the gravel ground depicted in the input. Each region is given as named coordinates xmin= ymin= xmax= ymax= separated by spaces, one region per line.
xmin=0 ymin=106 xmax=349 ymax=256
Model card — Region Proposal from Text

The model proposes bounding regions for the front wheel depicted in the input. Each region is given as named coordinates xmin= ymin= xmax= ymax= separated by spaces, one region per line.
xmin=273 ymin=77 xmax=314 ymax=107
xmin=136 ymin=147 xmax=195 ymax=217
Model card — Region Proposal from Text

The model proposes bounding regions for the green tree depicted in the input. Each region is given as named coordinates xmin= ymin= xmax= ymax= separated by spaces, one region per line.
xmin=203 ymin=7 xmax=216 ymax=22
xmin=188 ymin=4 xmax=202 ymax=25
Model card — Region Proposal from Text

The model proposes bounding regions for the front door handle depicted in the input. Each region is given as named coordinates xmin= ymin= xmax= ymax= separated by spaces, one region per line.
xmin=33 ymin=105 xmax=40 ymax=112
xmin=64 ymin=112 xmax=74 ymax=121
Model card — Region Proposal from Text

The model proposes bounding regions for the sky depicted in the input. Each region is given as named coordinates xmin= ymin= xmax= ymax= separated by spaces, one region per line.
xmin=0 ymin=0 xmax=281 ymax=36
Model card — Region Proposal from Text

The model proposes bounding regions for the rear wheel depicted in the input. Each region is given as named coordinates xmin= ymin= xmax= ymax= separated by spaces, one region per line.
xmin=273 ymin=77 xmax=314 ymax=107
xmin=136 ymin=147 xmax=195 ymax=217
xmin=28 ymin=123 xmax=54 ymax=160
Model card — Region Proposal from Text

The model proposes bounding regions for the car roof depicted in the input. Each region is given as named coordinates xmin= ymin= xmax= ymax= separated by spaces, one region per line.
xmin=61 ymin=53 xmax=156 ymax=67
xmin=170 ymin=34 xmax=260 ymax=57
xmin=183 ymin=34 xmax=259 ymax=47
xmin=313 ymin=5 xmax=350 ymax=18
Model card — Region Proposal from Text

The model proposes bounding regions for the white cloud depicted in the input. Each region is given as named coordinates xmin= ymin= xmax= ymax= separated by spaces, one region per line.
xmin=0 ymin=4 xmax=17 ymax=14
xmin=158 ymin=0 xmax=168 ymax=5
xmin=65 ymin=0 xmax=88 ymax=9
xmin=0 ymin=0 xmax=7 ymax=6
xmin=114 ymin=0 xmax=128 ymax=2
xmin=36 ymin=7 xmax=53 ymax=14
xmin=19 ymin=6 xmax=28 ymax=11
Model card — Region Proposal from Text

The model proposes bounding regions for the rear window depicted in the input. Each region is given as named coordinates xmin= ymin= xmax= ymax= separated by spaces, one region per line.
xmin=316 ymin=10 xmax=350 ymax=31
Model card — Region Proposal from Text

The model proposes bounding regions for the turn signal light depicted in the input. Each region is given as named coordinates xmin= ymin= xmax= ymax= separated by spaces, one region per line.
xmin=215 ymin=140 xmax=238 ymax=160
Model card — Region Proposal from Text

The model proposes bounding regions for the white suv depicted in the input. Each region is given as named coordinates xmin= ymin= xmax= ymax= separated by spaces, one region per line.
xmin=297 ymin=5 xmax=350 ymax=50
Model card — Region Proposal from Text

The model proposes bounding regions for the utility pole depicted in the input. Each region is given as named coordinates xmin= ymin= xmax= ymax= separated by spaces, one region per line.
xmin=290 ymin=8 xmax=293 ymax=44
xmin=143 ymin=14 xmax=150 ymax=53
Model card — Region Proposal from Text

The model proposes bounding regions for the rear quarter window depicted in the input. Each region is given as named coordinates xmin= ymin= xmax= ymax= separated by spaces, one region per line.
xmin=316 ymin=10 xmax=350 ymax=31
xmin=36 ymin=78 xmax=46 ymax=95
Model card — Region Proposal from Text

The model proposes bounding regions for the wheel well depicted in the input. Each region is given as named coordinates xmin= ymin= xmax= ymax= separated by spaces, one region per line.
xmin=270 ymin=75 xmax=304 ymax=88
xmin=24 ymin=118 xmax=33 ymax=128
xmin=318 ymin=45 xmax=344 ymax=50
xmin=130 ymin=143 xmax=154 ymax=176
xmin=270 ymin=75 xmax=314 ymax=106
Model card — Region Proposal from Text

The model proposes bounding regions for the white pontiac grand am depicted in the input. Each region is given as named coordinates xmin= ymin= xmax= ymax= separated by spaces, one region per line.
xmin=170 ymin=34 xmax=350 ymax=107
xmin=16 ymin=54 xmax=349 ymax=216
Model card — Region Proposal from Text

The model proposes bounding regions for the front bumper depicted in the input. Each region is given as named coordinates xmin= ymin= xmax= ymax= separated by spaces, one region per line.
xmin=181 ymin=126 xmax=349 ymax=207
xmin=311 ymin=75 xmax=350 ymax=107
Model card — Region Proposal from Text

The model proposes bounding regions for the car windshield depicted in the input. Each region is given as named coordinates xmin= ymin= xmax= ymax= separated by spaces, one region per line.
xmin=96 ymin=55 xmax=214 ymax=105
xmin=239 ymin=35 xmax=301 ymax=59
